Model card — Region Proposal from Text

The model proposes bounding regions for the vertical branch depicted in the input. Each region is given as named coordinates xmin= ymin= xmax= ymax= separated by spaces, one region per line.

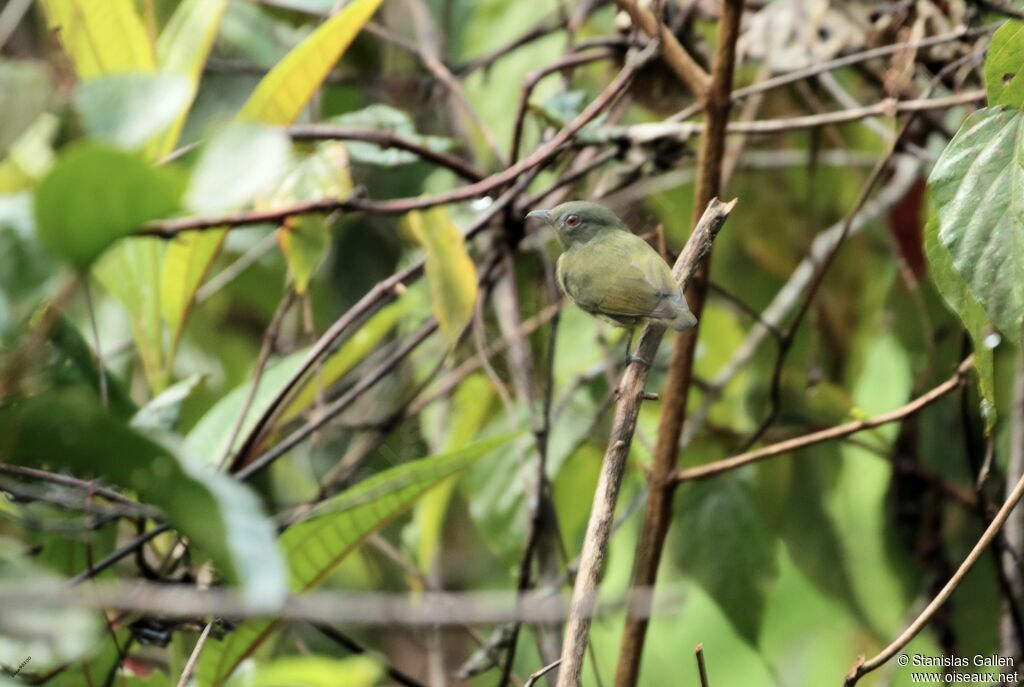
xmin=554 ymin=199 xmax=736 ymax=687
xmin=1002 ymin=337 xmax=1024 ymax=661
xmin=613 ymin=3 xmax=743 ymax=686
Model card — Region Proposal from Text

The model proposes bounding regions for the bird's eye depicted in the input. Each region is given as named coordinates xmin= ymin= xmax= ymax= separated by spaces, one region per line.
xmin=565 ymin=214 xmax=581 ymax=228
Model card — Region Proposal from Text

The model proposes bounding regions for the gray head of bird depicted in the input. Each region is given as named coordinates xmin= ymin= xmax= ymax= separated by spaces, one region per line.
xmin=526 ymin=201 xmax=628 ymax=248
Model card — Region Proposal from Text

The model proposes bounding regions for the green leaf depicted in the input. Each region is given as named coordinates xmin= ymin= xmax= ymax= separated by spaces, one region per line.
xmin=198 ymin=435 xmax=513 ymax=686
xmin=928 ymin=107 xmax=1024 ymax=337
xmin=273 ymin=142 xmax=353 ymax=294
xmin=152 ymin=0 xmax=229 ymax=156
xmin=74 ymin=73 xmax=192 ymax=151
xmin=0 ymin=391 xmax=288 ymax=606
xmin=160 ymin=230 xmax=223 ymax=360
xmin=410 ymin=374 xmax=495 ymax=570
xmin=672 ymin=477 xmax=779 ymax=646
xmin=131 ymin=373 xmax=206 ymax=432
xmin=186 ymin=298 xmax=408 ymax=463
xmin=278 ymin=216 xmax=330 ymax=295
xmin=39 ymin=0 xmax=155 ymax=79
xmin=985 ymin=20 xmax=1024 ymax=109
xmin=406 ymin=207 xmax=478 ymax=343
xmin=238 ymin=0 xmax=384 ymax=125
xmin=162 ymin=123 xmax=291 ymax=352
xmin=43 ymin=312 xmax=137 ymax=419
xmin=94 ymin=237 xmax=169 ymax=391
xmin=0 ymin=60 xmax=53 ymax=155
xmin=329 ymin=105 xmax=456 ymax=166
xmin=278 ymin=296 xmax=410 ymax=426
xmin=241 ymin=655 xmax=382 ymax=687
xmin=0 ymin=114 xmax=59 ymax=193
xmin=187 ymin=348 xmax=307 ymax=465
xmin=924 ymin=213 xmax=997 ymax=430
xmin=35 ymin=143 xmax=185 ymax=268
xmin=185 ymin=123 xmax=293 ymax=215
xmin=778 ymin=450 xmax=873 ymax=629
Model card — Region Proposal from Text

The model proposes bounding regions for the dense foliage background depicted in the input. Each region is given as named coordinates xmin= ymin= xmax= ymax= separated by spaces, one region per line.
xmin=2 ymin=0 xmax=1024 ymax=686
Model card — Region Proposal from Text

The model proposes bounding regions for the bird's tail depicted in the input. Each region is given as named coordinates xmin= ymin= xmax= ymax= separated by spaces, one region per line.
xmin=668 ymin=308 xmax=698 ymax=331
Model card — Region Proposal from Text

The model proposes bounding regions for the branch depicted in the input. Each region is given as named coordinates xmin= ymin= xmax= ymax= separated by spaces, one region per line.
xmin=554 ymin=197 xmax=737 ymax=687
xmin=613 ymin=2 xmax=744 ymax=684
xmin=670 ymin=357 xmax=973 ymax=483
xmin=287 ymin=124 xmax=486 ymax=181
xmin=142 ymin=44 xmax=655 ymax=238
xmin=617 ymin=90 xmax=984 ymax=143
xmin=845 ymin=454 xmax=1024 ymax=684
xmin=613 ymin=0 xmax=710 ymax=97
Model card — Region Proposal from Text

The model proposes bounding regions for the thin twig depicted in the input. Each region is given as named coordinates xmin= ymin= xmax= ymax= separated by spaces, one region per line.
xmin=288 ymin=124 xmax=486 ymax=181
xmin=175 ymin=621 xmax=213 ymax=687
xmin=695 ymin=644 xmax=710 ymax=687
xmin=613 ymin=0 xmax=710 ymax=96
xmin=555 ymin=198 xmax=736 ymax=687
xmin=525 ymin=660 xmax=563 ymax=687
xmin=671 ymin=358 xmax=973 ymax=483
xmin=612 ymin=3 xmax=744 ymax=684
xmin=844 ymin=461 xmax=1024 ymax=684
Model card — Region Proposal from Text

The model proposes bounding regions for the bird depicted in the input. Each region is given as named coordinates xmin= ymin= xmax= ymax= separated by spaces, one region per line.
xmin=526 ymin=201 xmax=697 ymax=359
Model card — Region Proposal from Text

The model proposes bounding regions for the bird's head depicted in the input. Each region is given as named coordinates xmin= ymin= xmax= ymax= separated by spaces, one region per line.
xmin=526 ymin=201 xmax=627 ymax=248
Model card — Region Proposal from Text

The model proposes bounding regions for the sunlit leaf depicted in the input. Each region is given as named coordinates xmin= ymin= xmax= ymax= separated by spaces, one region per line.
xmin=198 ymin=435 xmax=513 ymax=686
xmin=162 ymin=124 xmax=291 ymax=353
xmin=39 ymin=0 xmax=155 ymax=79
xmin=0 ymin=61 xmax=53 ymax=156
xmin=672 ymin=476 xmax=779 ymax=646
xmin=277 ymin=296 xmax=410 ymax=426
xmin=186 ymin=298 xmax=409 ymax=464
xmin=74 ymin=73 xmax=192 ymax=151
xmin=985 ymin=20 xmax=1024 ymax=109
xmin=152 ymin=0 xmax=229 ymax=156
xmin=131 ymin=374 xmax=206 ymax=432
xmin=187 ymin=348 xmax=306 ymax=466
xmin=160 ymin=230 xmax=223 ymax=360
xmin=0 ymin=114 xmax=58 ymax=194
xmin=274 ymin=142 xmax=353 ymax=294
xmin=34 ymin=143 xmax=185 ymax=268
xmin=94 ymin=237 xmax=169 ymax=391
xmin=0 ymin=390 xmax=287 ymax=607
xmin=406 ymin=207 xmax=478 ymax=343
xmin=411 ymin=374 xmax=494 ymax=571
xmin=237 ymin=0 xmax=384 ymax=125
xmin=278 ymin=216 xmax=330 ymax=295
xmin=239 ymin=655 xmax=382 ymax=687
xmin=924 ymin=214 xmax=997 ymax=430
xmin=928 ymin=107 xmax=1024 ymax=338
xmin=185 ymin=123 xmax=293 ymax=215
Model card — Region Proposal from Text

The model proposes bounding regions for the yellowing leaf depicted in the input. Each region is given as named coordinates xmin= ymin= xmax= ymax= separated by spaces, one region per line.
xmin=406 ymin=207 xmax=478 ymax=342
xmin=94 ymin=238 xmax=168 ymax=392
xmin=197 ymin=435 xmax=512 ymax=686
xmin=160 ymin=231 xmax=223 ymax=359
xmin=150 ymin=0 xmax=228 ymax=157
xmin=274 ymin=142 xmax=353 ymax=294
xmin=39 ymin=0 xmax=155 ymax=79
xmin=278 ymin=216 xmax=330 ymax=295
xmin=280 ymin=296 xmax=409 ymax=425
xmin=237 ymin=0 xmax=384 ymax=125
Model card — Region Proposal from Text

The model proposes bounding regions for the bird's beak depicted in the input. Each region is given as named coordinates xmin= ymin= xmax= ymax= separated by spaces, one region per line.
xmin=526 ymin=209 xmax=553 ymax=225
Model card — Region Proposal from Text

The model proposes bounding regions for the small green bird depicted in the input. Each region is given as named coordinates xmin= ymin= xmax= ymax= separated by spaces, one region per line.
xmin=527 ymin=201 xmax=697 ymax=332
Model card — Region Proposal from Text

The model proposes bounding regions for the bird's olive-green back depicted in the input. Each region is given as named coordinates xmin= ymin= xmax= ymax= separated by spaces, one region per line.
xmin=556 ymin=229 xmax=682 ymax=323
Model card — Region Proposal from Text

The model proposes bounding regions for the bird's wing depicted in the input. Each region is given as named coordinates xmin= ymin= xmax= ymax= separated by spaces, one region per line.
xmin=561 ymin=232 xmax=682 ymax=320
